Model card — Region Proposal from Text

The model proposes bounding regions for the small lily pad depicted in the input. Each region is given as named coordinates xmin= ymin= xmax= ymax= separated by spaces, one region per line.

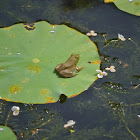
xmin=104 ymin=0 xmax=140 ymax=16
xmin=0 ymin=21 xmax=100 ymax=104
xmin=0 ymin=125 xmax=17 ymax=140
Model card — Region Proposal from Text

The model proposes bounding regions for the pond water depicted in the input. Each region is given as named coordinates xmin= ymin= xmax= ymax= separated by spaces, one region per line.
xmin=0 ymin=0 xmax=140 ymax=140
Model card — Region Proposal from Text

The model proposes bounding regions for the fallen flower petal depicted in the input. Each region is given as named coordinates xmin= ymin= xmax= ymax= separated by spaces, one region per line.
xmin=118 ymin=33 xmax=126 ymax=41
xmin=105 ymin=67 xmax=110 ymax=71
xmin=97 ymin=73 xmax=103 ymax=78
xmin=96 ymin=70 xmax=102 ymax=73
xmin=102 ymin=71 xmax=108 ymax=76
xmin=110 ymin=68 xmax=116 ymax=72
xmin=64 ymin=120 xmax=76 ymax=128
xmin=92 ymin=32 xmax=97 ymax=36
xmin=90 ymin=30 xmax=95 ymax=33
xmin=110 ymin=66 xmax=115 ymax=69
xmin=11 ymin=106 xmax=20 ymax=112
xmin=96 ymin=70 xmax=107 ymax=78
xmin=13 ymin=111 xmax=20 ymax=116
xmin=86 ymin=30 xmax=97 ymax=37
xmin=110 ymin=66 xmax=116 ymax=72
xmin=105 ymin=66 xmax=116 ymax=72
xmin=11 ymin=106 xmax=20 ymax=116
xmin=86 ymin=33 xmax=91 ymax=36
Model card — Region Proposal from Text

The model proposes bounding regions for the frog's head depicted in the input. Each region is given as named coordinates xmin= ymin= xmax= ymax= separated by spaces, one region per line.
xmin=71 ymin=54 xmax=80 ymax=61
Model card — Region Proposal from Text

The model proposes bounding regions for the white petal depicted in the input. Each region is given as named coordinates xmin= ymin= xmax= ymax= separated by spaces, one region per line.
xmin=64 ymin=120 xmax=76 ymax=128
xmin=11 ymin=106 xmax=20 ymax=111
xmin=90 ymin=30 xmax=95 ymax=33
xmin=86 ymin=33 xmax=91 ymax=36
xmin=64 ymin=124 xmax=69 ymax=128
xmin=92 ymin=33 xmax=97 ymax=36
xmin=105 ymin=67 xmax=110 ymax=71
xmin=129 ymin=0 xmax=133 ymax=2
xmin=118 ymin=33 xmax=126 ymax=41
xmin=137 ymin=115 xmax=140 ymax=118
xmin=110 ymin=68 xmax=116 ymax=72
xmin=96 ymin=70 xmax=102 ymax=73
xmin=102 ymin=71 xmax=108 ymax=76
xmin=97 ymin=74 xmax=103 ymax=78
xmin=110 ymin=66 xmax=115 ymax=69
xmin=13 ymin=111 xmax=19 ymax=116
xmin=67 ymin=120 xmax=76 ymax=125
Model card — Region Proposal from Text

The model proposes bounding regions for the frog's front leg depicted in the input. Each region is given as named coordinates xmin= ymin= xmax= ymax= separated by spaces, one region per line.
xmin=55 ymin=63 xmax=63 ymax=71
xmin=76 ymin=67 xmax=84 ymax=72
xmin=59 ymin=69 xmax=77 ymax=78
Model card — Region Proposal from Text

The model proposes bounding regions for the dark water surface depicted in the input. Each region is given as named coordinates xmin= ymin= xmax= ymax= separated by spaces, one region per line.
xmin=0 ymin=0 xmax=140 ymax=140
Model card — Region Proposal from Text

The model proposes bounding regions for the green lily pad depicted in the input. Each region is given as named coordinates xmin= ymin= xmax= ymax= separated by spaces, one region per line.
xmin=0 ymin=21 xmax=100 ymax=104
xmin=104 ymin=0 xmax=140 ymax=16
xmin=0 ymin=125 xmax=17 ymax=140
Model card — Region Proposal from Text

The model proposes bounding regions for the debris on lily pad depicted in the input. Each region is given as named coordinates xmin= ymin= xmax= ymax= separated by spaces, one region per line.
xmin=0 ymin=21 xmax=100 ymax=104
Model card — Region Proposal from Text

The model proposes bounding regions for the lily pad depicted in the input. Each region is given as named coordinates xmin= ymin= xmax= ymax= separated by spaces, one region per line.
xmin=104 ymin=0 xmax=140 ymax=16
xmin=0 ymin=21 xmax=100 ymax=104
xmin=0 ymin=125 xmax=17 ymax=140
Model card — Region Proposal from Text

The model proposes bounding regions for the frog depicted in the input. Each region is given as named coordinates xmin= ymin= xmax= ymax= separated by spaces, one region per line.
xmin=55 ymin=54 xmax=84 ymax=78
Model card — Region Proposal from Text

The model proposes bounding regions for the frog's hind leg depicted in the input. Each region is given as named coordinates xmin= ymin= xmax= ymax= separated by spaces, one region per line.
xmin=59 ymin=70 xmax=77 ymax=78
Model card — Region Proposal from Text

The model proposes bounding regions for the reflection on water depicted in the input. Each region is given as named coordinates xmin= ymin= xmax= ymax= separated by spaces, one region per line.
xmin=0 ymin=0 xmax=140 ymax=139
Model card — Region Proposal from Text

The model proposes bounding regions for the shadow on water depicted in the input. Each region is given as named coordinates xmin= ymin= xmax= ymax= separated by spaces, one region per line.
xmin=0 ymin=0 xmax=140 ymax=140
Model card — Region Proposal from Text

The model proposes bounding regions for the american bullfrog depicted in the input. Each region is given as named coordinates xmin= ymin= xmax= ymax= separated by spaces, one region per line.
xmin=55 ymin=54 xmax=84 ymax=78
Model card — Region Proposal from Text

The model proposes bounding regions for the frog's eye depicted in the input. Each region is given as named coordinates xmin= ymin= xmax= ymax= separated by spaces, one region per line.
xmin=75 ymin=55 xmax=79 ymax=58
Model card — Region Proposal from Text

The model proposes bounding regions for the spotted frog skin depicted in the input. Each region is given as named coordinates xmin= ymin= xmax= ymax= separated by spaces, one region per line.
xmin=55 ymin=54 xmax=84 ymax=78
